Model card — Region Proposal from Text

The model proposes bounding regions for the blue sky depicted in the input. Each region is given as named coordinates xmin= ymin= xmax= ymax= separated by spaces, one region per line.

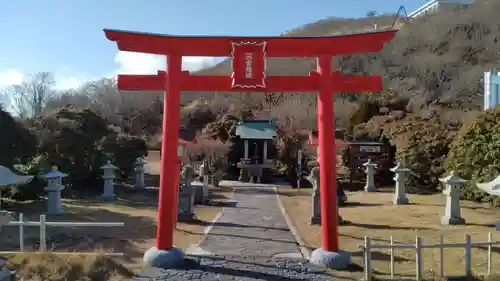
xmin=0 ymin=0 xmax=426 ymax=89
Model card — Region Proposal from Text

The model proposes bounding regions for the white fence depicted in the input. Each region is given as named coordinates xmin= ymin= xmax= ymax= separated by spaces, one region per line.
xmin=360 ymin=233 xmax=499 ymax=280
xmin=1 ymin=213 xmax=124 ymax=256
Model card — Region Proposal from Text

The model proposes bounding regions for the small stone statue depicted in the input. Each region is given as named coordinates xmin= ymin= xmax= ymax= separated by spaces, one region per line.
xmin=178 ymin=164 xmax=196 ymax=221
xmin=180 ymin=164 xmax=195 ymax=185
xmin=307 ymin=167 xmax=321 ymax=224
xmin=307 ymin=166 xmax=345 ymax=225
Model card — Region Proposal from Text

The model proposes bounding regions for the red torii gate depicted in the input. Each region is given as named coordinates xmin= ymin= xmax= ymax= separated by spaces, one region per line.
xmin=104 ymin=28 xmax=396 ymax=269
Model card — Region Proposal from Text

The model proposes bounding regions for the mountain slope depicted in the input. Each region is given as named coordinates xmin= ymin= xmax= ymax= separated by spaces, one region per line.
xmin=187 ymin=0 xmax=498 ymax=116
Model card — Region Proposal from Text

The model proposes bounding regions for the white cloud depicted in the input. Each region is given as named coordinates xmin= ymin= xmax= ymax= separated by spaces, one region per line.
xmin=0 ymin=68 xmax=91 ymax=92
xmin=0 ymin=69 xmax=23 ymax=87
xmin=114 ymin=51 xmax=219 ymax=74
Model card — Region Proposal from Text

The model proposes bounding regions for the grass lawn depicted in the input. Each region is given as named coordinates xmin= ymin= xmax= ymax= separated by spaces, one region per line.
xmin=278 ymin=186 xmax=500 ymax=279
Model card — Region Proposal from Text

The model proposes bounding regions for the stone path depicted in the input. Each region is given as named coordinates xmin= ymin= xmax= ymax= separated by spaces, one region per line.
xmin=138 ymin=181 xmax=339 ymax=280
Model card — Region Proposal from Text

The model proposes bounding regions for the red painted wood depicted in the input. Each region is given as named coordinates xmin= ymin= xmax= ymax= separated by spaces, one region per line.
xmin=104 ymin=29 xmax=397 ymax=57
xmin=104 ymin=27 xmax=397 ymax=257
xmin=317 ymin=55 xmax=338 ymax=252
xmin=117 ymin=72 xmax=382 ymax=93
xmin=156 ymin=57 xmax=182 ymax=250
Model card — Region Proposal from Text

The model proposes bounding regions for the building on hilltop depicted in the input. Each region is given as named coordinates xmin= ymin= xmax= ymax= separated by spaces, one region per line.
xmin=408 ymin=0 xmax=473 ymax=19
xmin=483 ymin=70 xmax=500 ymax=111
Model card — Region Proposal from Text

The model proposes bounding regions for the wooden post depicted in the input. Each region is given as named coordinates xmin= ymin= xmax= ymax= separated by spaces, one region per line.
xmin=317 ymin=55 xmax=339 ymax=252
xmin=415 ymin=236 xmax=422 ymax=280
xmin=297 ymin=150 xmax=302 ymax=189
xmin=439 ymin=235 xmax=444 ymax=277
xmin=390 ymin=236 xmax=394 ymax=279
xmin=465 ymin=234 xmax=471 ymax=276
xmin=364 ymin=236 xmax=372 ymax=281
xmin=487 ymin=232 xmax=492 ymax=275
xmin=156 ymin=55 xmax=182 ymax=250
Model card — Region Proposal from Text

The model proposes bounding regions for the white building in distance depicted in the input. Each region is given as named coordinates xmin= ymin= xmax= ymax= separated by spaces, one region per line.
xmin=408 ymin=0 xmax=474 ymax=19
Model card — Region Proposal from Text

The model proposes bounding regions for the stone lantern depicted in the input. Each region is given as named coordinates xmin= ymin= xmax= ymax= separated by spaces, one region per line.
xmin=101 ymin=160 xmax=119 ymax=201
xmin=440 ymin=171 xmax=467 ymax=225
xmin=42 ymin=166 xmax=68 ymax=215
xmin=363 ymin=159 xmax=377 ymax=192
xmin=390 ymin=163 xmax=410 ymax=205
xmin=134 ymin=157 xmax=147 ymax=189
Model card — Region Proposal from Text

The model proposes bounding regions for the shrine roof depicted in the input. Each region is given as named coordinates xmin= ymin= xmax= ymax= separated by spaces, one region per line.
xmin=160 ymin=128 xmax=197 ymax=144
xmin=104 ymin=28 xmax=396 ymax=40
xmin=179 ymin=128 xmax=197 ymax=144
xmin=235 ymin=120 xmax=277 ymax=140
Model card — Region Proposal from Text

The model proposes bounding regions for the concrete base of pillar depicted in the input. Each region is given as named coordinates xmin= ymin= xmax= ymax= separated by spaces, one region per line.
xmin=46 ymin=210 xmax=64 ymax=215
xmin=308 ymin=216 xmax=346 ymax=225
xmin=177 ymin=213 xmax=196 ymax=222
xmin=309 ymin=216 xmax=321 ymax=225
xmin=310 ymin=248 xmax=351 ymax=269
xmin=441 ymin=216 xmax=466 ymax=225
xmin=143 ymin=246 xmax=184 ymax=268
xmin=364 ymin=185 xmax=376 ymax=192
xmin=101 ymin=194 xmax=116 ymax=202
xmin=496 ymin=221 xmax=500 ymax=231
xmin=393 ymin=197 xmax=409 ymax=205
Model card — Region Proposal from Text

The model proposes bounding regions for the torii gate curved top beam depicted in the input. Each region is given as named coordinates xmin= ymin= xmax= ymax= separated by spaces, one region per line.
xmin=104 ymin=28 xmax=396 ymax=57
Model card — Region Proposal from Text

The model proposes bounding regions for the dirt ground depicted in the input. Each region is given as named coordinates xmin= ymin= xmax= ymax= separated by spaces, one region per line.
xmin=0 ymin=150 xmax=232 ymax=266
xmin=278 ymin=186 xmax=500 ymax=279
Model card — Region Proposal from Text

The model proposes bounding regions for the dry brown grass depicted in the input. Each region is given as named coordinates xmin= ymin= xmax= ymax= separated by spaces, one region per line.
xmin=278 ymin=187 xmax=500 ymax=280
xmin=0 ymin=150 xmax=232 ymax=267
xmin=4 ymin=252 xmax=135 ymax=281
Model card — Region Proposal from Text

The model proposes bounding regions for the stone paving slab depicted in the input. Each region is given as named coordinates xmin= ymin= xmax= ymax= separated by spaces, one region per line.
xmin=135 ymin=255 xmax=337 ymax=280
xmin=192 ymin=183 xmax=302 ymax=258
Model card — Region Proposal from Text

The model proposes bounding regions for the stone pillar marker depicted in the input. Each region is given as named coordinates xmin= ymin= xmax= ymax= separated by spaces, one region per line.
xmin=43 ymin=166 xmax=68 ymax=215
xmin=244 ymin=140 xmax=249 ymax=159
xmin=390 ymin=163 xmax=410 ymax=205
xmin=440 ymin=171 xmax=467 ymax=225
xmin=307 ymin=166 xmax=343 ymax=225
xmin=101 ymin=160 xmax=118 ymax=202
xmin=193 ymin=161 xmax=209 ymax=204
xmin=134 ymin=157 xmax=147 ymax=189
xmin=263 ymin=140 xmax=268 ymax=160
xmin=178 ymin=164 xmax=195 ymax=221
xmin=363 ymin=158 xmax=377 ymax=192
xmin=307 ymin=166 xmax=321 ymax=225
xmin=201 ymin=160 xmax=209 ymax=196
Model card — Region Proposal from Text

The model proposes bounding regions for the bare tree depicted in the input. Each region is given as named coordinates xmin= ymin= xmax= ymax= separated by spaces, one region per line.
xmin=2 ymin=72 xmax=55 ymax=118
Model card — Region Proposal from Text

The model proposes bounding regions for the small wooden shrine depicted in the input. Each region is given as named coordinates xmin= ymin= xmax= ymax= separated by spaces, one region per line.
xmin=308 ymin=128 xmax=348 ymax=204
xmin=308 ymin=129 xmax=391 ymax=183
xmin=160 ymin=127 xmax=197 ymax=159
xmin=235 ymin=120 xmax=277 ymax=183
xmin=308 ymin=128 xmax=348 ymax=156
